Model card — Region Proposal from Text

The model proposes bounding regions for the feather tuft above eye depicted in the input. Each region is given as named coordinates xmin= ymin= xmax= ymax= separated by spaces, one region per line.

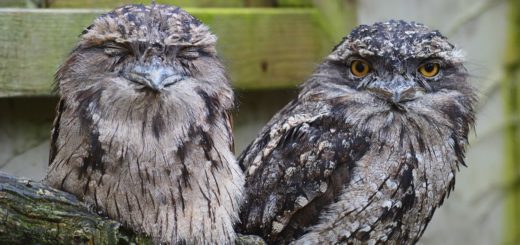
xmin=178 ymin=46 xmax=200 ymax=59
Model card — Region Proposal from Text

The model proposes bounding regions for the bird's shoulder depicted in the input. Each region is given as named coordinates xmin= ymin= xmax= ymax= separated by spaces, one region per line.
xmin=239 ymin=99 xmax=371 ymax=243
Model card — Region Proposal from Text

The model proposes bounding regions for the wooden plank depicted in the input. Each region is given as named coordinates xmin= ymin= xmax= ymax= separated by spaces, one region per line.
xmin=503 ymin=0 xmax=520 ymax=243
xmin=195 ymin=8 xmax=332 ymax=89
xmin=0 ymin=0 xmax=51 ymax=8
xmin=47 ymin=0 xmax=274 ymax=8
xmin=0 ymin=0 xmax=28 ymax=7
xmin=0 ymin=8 xmax=334 ymax=97
xmin=276 ymin=0 xmax=313 ymax=7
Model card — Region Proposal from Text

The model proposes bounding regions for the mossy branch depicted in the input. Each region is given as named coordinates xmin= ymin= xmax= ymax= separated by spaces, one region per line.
xmin=0 ymin=171 xmax=264 ymax=245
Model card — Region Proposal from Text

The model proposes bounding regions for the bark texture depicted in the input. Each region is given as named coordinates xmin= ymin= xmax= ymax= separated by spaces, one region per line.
xmin=0 ymin=172 xmax=264 ymax=245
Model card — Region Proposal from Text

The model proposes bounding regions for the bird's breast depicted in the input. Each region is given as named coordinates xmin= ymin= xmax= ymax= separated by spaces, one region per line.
xmin=296 ymin=127 xmax=458 ymax=244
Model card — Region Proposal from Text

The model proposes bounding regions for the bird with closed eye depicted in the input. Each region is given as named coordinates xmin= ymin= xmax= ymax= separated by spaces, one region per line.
xmin=45 ymin=4 xmax=244 ymax=244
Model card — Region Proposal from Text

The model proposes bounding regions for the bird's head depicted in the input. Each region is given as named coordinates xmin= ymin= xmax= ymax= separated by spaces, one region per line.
xmin=54 ymin=4 xmax=233 ymax=135
xmin=56 ymin=4 xmax=230 ymax=103
xmin=303 ymin=20 xmax=476 ymax=133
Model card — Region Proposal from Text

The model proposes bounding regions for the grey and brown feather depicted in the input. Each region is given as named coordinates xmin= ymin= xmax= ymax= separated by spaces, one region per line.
xmin=45 ymin=4 xmax=244 ymax=244
xmin=238 ymin=20 xmax=476 ymax=244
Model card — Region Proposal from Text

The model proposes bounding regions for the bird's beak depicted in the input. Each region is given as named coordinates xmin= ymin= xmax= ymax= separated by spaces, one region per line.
xmin=125 ymin=61 xmax=182 ymax=91
xmin=367 ymin=79 xmax=425 ymax=107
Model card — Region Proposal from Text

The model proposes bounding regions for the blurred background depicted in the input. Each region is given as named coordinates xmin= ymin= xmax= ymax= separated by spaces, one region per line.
xmin=0 ymin=0 xmax=518 ymax=244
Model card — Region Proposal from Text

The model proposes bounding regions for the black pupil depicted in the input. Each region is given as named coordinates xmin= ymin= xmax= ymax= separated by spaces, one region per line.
xmin=424 ymin=63 xmax=435 ymax=72
xmin=355 ymin=62 xmax=366 ymax=72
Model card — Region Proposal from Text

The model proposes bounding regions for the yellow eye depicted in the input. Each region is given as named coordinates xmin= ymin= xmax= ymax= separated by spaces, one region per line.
xmin=418 ymin=62 xmax=440 ymax=78
xmin=350 ymin=59 xmax=370 ymax=77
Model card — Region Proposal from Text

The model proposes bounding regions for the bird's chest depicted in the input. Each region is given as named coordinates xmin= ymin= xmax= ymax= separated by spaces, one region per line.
xmin=338 ymin=138 xmax=458 ymax=243
xmin=95 ymin=118 xmax=173 ymax=165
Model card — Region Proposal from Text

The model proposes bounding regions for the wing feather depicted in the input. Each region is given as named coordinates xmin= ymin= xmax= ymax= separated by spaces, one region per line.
xmin=49 ymin=99 xmax=65 ymax=165
xmin=238 ymin=101 xmax=370 ymax=243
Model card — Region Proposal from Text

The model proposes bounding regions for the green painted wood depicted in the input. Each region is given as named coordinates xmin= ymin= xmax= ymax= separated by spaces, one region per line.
xmin=276 ymin=0 xmax=313 ymax=7
xmin=47 ymin=0 xmax=274 ymax=8
xmin=312 ymin=0 xmax=358 ymax=43
xmin=274 ymin=0 xmax=358 ymax=39
xmin=0 ymin=0 xmax=28 ymax=7
xmin=503 ymin=0 xmax=520 ymax=243
xmin=0 ymin=0 xmax=49 ymax=8
xmin=0 ymin=8 xmax=335 ymax=97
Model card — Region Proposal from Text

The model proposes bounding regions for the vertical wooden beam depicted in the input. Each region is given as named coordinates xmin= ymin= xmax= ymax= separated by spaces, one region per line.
xmin=312 ymin=0 xmax=358 ymax=43
xmin=276 ymin=0 xmax=357 ymax=42
xmin=503 ymin=0 xmax=520 ymax=243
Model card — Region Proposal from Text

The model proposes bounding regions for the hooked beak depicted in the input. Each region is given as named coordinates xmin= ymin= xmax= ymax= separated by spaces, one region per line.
xmin=125 ymin=63 xmax=183 ymax=91
xmin=367 ymin=79 xmax=425 ymax=110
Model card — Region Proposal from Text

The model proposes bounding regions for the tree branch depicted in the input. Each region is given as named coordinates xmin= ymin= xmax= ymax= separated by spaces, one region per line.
xmin=0 ymin=171 xmax=264 ymax=244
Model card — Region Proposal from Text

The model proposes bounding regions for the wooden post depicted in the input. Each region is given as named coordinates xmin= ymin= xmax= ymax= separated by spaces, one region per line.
xmin=277 ymin=0 xmax=359 ymax=43
xmin=312 ymin=0 xmax=358 ymax=43
xmin=503 ymin=0 xmax=520 ymax=243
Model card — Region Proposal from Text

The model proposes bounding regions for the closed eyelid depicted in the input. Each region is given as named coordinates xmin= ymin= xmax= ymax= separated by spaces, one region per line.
xmin=178 ymin=45 xmax=201 ymax=51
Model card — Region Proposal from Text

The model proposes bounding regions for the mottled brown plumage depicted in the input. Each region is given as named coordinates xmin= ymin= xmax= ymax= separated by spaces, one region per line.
xmin=45 ymin=4 xmax=244 ymax=244
xmin=238 ymin=20 xmax=476 ymax=244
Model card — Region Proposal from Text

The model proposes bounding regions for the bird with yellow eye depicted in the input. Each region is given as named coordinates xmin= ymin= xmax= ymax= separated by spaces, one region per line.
xmin=237 ymin=20 xmax=476 ymax=245
xmin=418 ymin=62 xmax=440 ymax=77
xmin=350 ymin=59 xmax=440 ymax=78
xmin=350 ymin=59 xmax=371 ymax=77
